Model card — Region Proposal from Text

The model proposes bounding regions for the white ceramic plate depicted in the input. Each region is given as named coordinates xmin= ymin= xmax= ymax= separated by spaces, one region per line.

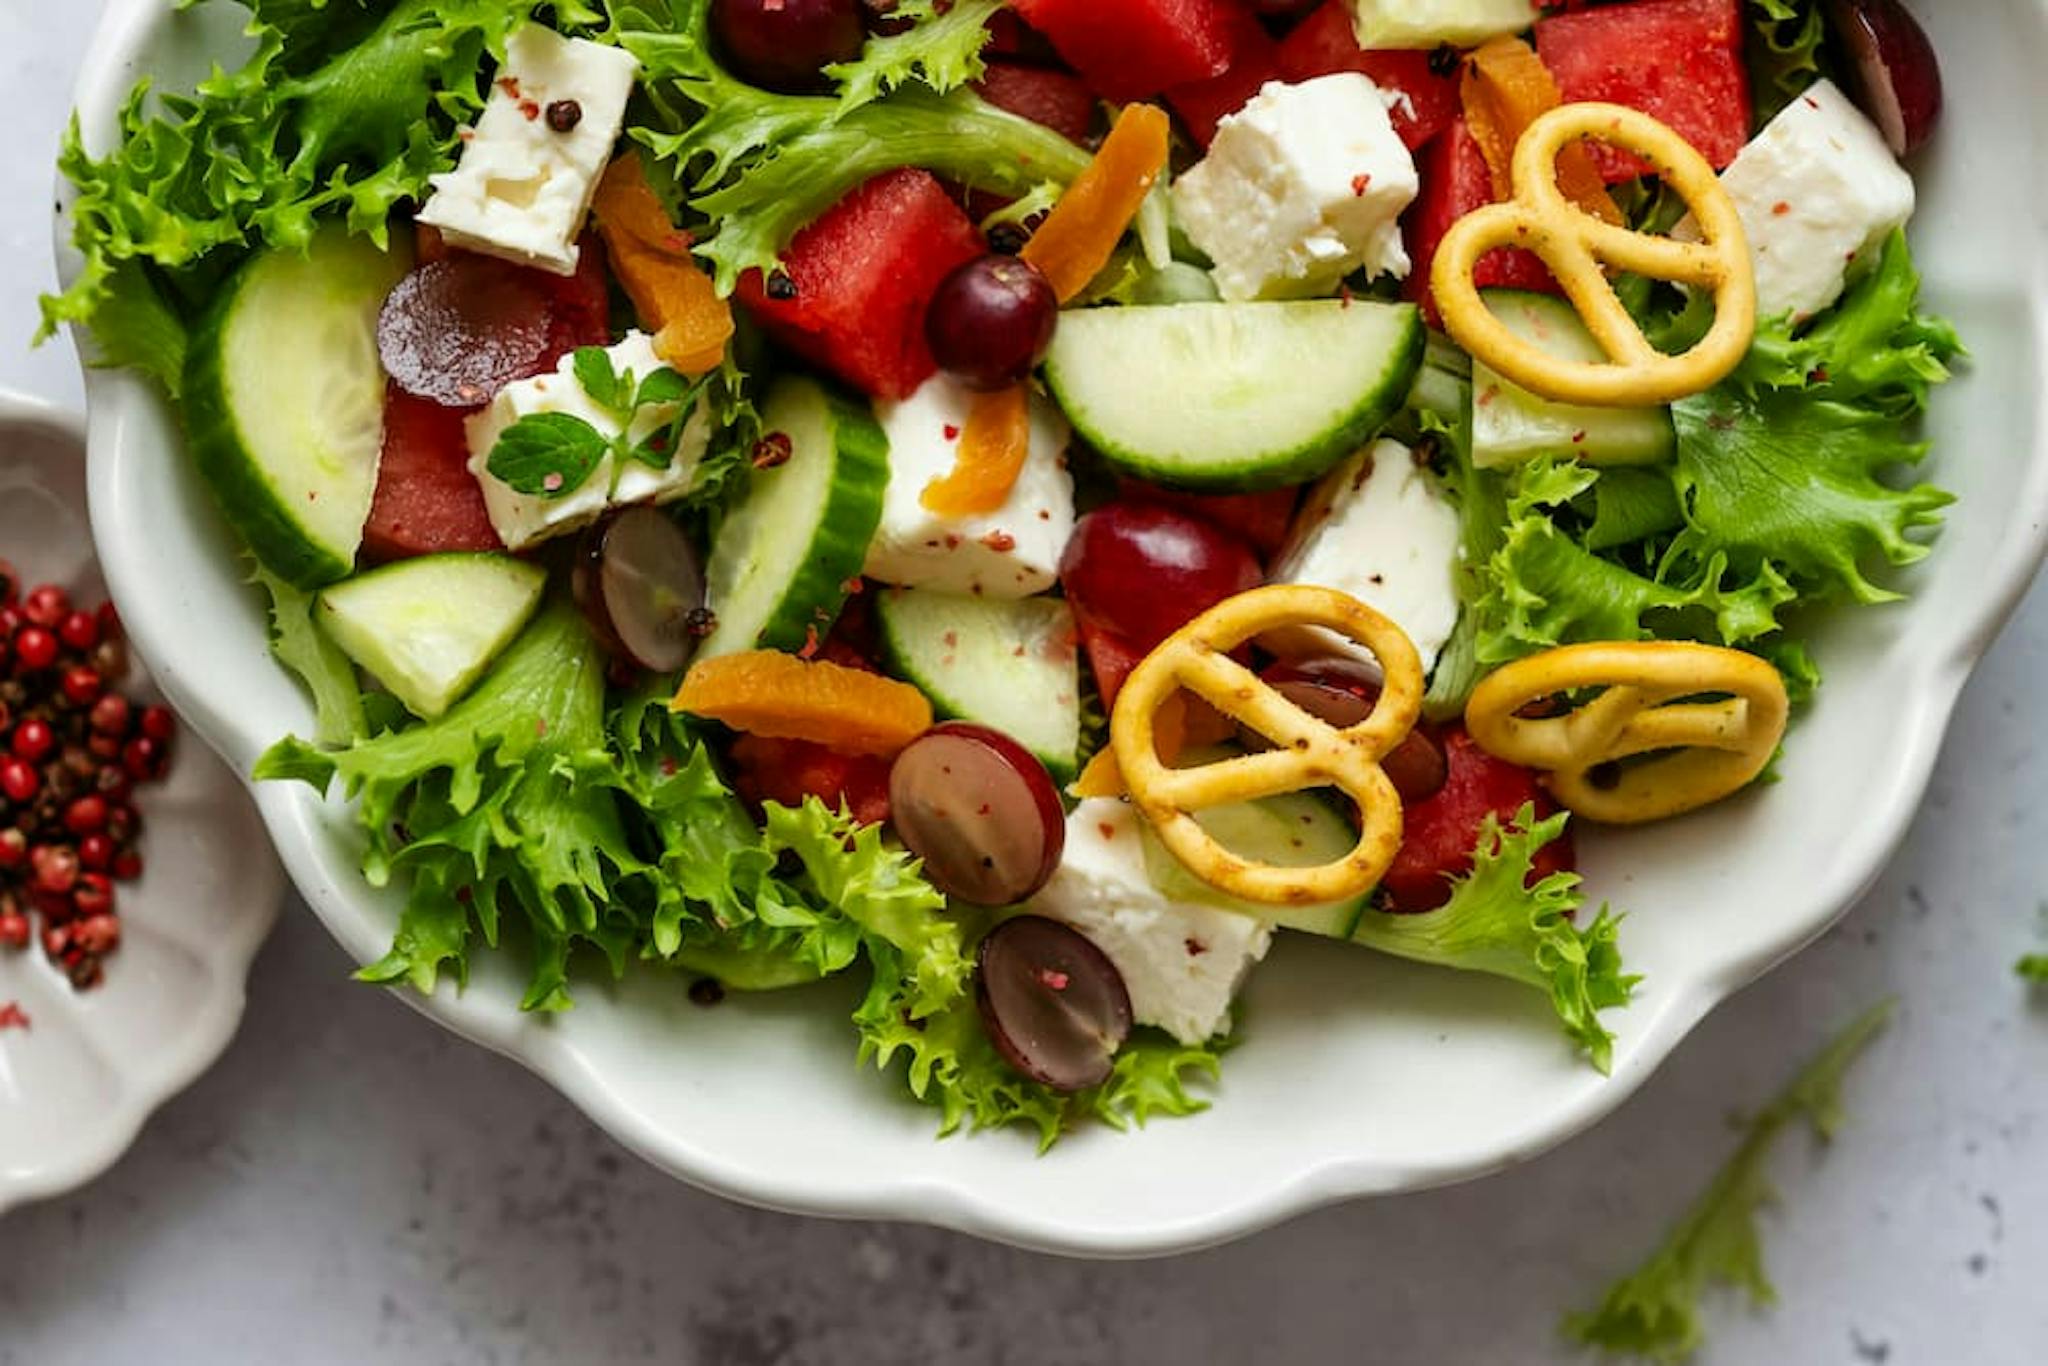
xmin=59 ymin=0 xmax=2048 ymax=1256
xmin=0 ymin=392 xmax=280 ymax=1216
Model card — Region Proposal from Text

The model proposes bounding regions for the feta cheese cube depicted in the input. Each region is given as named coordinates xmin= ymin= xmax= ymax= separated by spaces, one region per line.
xmin=465 ymin=331 xmax=709 ymax=550
xmin=1345 ymin=0 xmax=1538 ymax=49
xmin=864 ymin=376 xmax=1075 ymax=599
xmin=1031 ymin=799 xmax=1273 ymax=1046
xmin=416 ymin=26 xmax=639 ymax=276
xmin=1172 ymin=76 xmax=1419 ymax=302
xmin=1691 ymin=79 xmax=1915 ymax=324
xmin=1273 ymin=438 xmax=1463 ymax=673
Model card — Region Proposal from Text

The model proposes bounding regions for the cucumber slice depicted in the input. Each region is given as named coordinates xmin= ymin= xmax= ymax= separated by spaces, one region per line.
xmin=875 ymin=589 xmax=1081 ymax=780
xmin=1470 ymin=290 xmax=1676 ymax=470
xmin=700 ymin=377 xmax=890 ymax=659
xmin=315 ymin=554 xmax=547 ymax=719
xmin=184 ymin=227 xmax=412 ymax=587
xmin=1042 ymin=300 xmax=1424 ymax=492
xmin=1138 ymin=787 xmax=1369 ymax=940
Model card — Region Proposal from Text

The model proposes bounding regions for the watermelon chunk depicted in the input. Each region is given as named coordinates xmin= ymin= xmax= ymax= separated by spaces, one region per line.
xmin=1534 ymin=0 xmax=1750 ymax=182
xmin=1404 ymin=118 xmax=1560 ymax=326
xmin=1274 ymin=3 xmax=1462 ymax=150
xmin=1166 ymin=7 xmax=1281 ymax=146
xmin=1379 ymin=728 xmax=1573 ymax=914
xmin=973 ymin=61 xmax=1098 ymax=144
xmin=364 ymin=240 xmax=611 ymax=561
xmin=364 ymin=386 xmax=503 ymax=561
xmin=1008 ymin=0 xmax=1247 ymax=101
xmin=736 ymin=169 xmax=984 ymax=400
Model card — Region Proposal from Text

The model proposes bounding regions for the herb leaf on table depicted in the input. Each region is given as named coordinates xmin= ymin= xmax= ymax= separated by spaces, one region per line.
xmin=1565 ymin=999 xmax=1895 ymax=1361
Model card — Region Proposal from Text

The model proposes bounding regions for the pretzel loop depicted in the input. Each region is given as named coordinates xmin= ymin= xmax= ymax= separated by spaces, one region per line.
xmin=1111 ymin=586 xmax=1425 ymax=906
xmin=1432 ymin=102 xmax=1757 ymax=408
xmin=1464 ymin=642 xmax=1790 ymax=825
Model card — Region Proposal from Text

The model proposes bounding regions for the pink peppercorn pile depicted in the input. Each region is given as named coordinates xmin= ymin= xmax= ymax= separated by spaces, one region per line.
xmin=0 ymin=561 xmax=173 ymax=990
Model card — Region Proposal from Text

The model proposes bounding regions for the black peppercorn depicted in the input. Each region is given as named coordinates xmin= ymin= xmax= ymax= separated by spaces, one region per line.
xmin=764 ymin=271 xmax=798 ymax=301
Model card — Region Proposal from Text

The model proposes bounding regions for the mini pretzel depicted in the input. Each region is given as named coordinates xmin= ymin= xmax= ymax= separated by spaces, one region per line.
xmin=1111 ymin=586 xmax=1424 ymax=906
xmin=1432 ymin=102 xmax=1757 ymax=408
xmin=1464 ymin=642 xmax=1789 ymax=825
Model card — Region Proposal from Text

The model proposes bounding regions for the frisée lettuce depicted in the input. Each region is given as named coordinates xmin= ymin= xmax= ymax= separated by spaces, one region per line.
xmin=45 ymin=0 xmax=526 ymax=390
xmin=612 ymin=0 xmax=1092 ymax=292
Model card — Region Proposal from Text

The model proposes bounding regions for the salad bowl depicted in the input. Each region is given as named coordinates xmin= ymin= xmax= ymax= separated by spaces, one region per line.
xmin=0 ymin=392 xmax=282 ymax=1215
xmin=61 ymin=0 xmax=2048 ymax=1256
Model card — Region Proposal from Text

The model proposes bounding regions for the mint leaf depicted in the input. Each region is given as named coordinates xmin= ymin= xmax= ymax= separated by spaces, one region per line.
xmin=636 ymin=367 xmax=695 ymax=408
xmin=573 ymin=346 xmax=629 ymax=415
xmin=1565 ymin=999 xmax=1894 ymax=1361
xmin=487 ymin=412 xmax=609 ymax=498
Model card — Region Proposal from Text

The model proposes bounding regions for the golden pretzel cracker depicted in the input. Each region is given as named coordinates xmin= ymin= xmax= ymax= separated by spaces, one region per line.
xmin=1432 ymin=103 xmax=1757 ymax=408
xmin=1464 ymin=642 xmax=1789 ymax=825
xmin=1111 ymin=586 xmax=1425 ymax=906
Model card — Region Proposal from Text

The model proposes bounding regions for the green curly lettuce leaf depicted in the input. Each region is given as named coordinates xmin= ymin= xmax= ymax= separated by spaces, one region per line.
xmin=1744 ymin=0 xmax=1830 ymax=125
xmin=250 ymin=560 xmax=365 ymax=746
xmin=1352 ymin=805 xmax=1636 ymax=1073
xmin=1565 ymin=999 xmax=1894 ymax=1361
xmin=1466 ymin=231 xmax=1959 ymax=678
xmin=1667 ymin=231 xmax=1962 ymax=608
xmin=257 ymin=598 xmax=648 ymax=1010
xmin=825 ymin=0 xmax=1003 ymax=113
xmin=47 ymin=0 xmax=524 ymax=365
xmin=614 ymin=0 xmax=1090 ymax=292
xmin=1472 ymin=459 xmax=1796 ymax=665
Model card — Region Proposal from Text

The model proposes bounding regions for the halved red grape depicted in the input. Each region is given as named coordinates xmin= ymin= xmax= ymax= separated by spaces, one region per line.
xmin=377 ymin=255 xmax=555 ymax=408
xmin=1058 ymin=503 xmax=1264 ymax=655
xmin=711 ymin=0 xmax=868 ymax=92
xmin=1249 ymin=656 xmax=1448 ymax=803
xmin=572 ymin=507 xmax=707 ymax=673
xmin=1826 ymin=0 xmax=1943 ymax=155
xmin=976 ymin=915 xmax=1132 ymax=1092
xmin=889 ymin=722 xmax=1064 ymax=906
xmin=925 ymin=254 xmax=1059 ymax=391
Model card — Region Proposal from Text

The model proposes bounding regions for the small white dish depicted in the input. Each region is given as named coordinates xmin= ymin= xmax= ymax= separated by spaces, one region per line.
xmin=0 ymin=393 xmax=281 ymax=1216
xmin=57 ymin=0 xmax=2048 ymax=1255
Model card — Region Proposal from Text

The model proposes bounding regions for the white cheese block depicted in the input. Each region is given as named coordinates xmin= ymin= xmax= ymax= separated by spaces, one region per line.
xmin=1273 ymin=438 xmax=1463 ymax=673
xmin=1345 ymin=0 xmax=1538 ymax=50
xmin=1686 ymin=79 xmax=1916 ymax=325
xmin=1031 ymin=799 xmax=1272 ymax=1046
xmin=416 ymin=26 xmax=639 ymax=276
xmin=465 ymin=331 xmax=709 ymax=550
xmin=863 ymin=375 xmax=1075 ymax=599
xmin=1172 ymin=75 xmax=1419 ymax=302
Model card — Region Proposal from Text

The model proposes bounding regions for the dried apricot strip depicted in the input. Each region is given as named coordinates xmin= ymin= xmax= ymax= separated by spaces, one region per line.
xmin=1461 ymin=37 xmax=1620 ymax=226
xmin=593 ymin=155 xmax=734 ymax=375
xmin=1020 ymin=104 xmax=1172 ymax=303
xmin=672 ymin=651 xmax=933 ymax=758
xmin=921 ymin=384 xmax=1032 ymax=516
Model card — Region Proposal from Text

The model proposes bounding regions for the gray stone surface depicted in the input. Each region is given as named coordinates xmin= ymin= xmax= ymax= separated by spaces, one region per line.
xmin=2 ymin=6 xmax=2042 ymax=1364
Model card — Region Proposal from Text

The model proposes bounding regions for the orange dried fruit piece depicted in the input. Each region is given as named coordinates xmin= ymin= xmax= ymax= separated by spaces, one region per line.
xmin=672 ymin=651 xmax=933 ymax=758
xmin=1065 ymin=691 xmax=1235 ymax=799
xmin=921 ymin=383 xmax=1032 ymax=516
xmin=1021 ymin=103 xmax=1172 ymax=303
xmin=593 ymin=155 xmax=735 ymax=375
xmin=1461 ymin=37 xmax=1620 ymax=226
